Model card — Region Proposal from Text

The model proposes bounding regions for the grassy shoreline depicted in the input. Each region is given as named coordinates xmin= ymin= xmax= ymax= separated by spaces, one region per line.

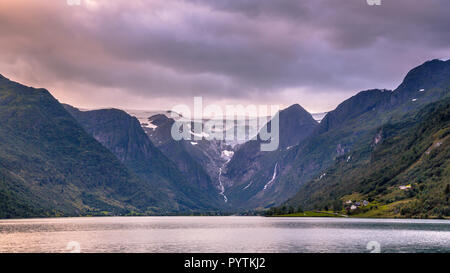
xmin=271 ymin=211 xmax=347 ymax=218
xmin=270 ymin=210 xmax=449 ymax=219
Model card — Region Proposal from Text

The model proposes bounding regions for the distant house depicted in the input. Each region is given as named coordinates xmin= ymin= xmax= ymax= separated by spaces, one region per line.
xmin=399 ymin=184 xmax=412 ymax=190
xmin=363 ymin=200 xmax=369 ymax=206
xmin=350 ymin=205 xmax=357 ymax=210
xmin=355 ymin=202 xmax=361 ymax=207
xmin=345 ymin=200 xmax=352 ymax=204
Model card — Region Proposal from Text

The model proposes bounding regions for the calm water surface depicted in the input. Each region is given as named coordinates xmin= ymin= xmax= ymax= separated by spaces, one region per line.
xmin=0 ymin=216 xmax=448 ymax=253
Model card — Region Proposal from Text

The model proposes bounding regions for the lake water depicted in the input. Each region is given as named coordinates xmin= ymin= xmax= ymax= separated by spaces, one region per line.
xmin=0 ymin=216 xmax=448 ymax=253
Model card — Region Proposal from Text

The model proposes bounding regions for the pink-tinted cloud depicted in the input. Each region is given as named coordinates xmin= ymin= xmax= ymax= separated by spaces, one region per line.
xmin=0 ymin=0 xmax=448 ymax=112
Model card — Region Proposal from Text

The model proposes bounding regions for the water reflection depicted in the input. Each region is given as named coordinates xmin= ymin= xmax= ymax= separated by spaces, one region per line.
xmin=0 ymin=217 xmax=448 ymax=253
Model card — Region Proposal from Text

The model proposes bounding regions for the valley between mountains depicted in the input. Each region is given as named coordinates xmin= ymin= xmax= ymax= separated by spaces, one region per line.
xmin=0 ymin=59 xmax=449 ymax=218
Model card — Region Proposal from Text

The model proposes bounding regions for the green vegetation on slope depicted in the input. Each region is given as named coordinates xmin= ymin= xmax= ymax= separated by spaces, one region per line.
xmin=64 ymin=105 xmax=224 ymax=212
xmin=283 ymin=98 xmax=450 ymax=219
xmin=228 ymin=59 xmax=450 ymax=210
xmin=0 ymin=76 xmax=174 ymax=218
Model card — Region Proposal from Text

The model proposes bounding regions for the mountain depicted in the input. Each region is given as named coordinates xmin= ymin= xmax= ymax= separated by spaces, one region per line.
xmin=284 ymin=98 xmax=449 ymax=218
xmin=316 ymin=89 xmax=392 ymax=134
xmin=222 ymin=59 xmax=449 ymax=211
xmin=272 ymin=59 xmax=450 ymax=214
xmin=392 ymin=59 xmax=450 ymax=103
xmin=127 ymin=108 xmax=271 ymax=207
xmin=0 ymin=59 xmax=447 ymax=218
xmin=0 ymin=74 xmax=175 ymax=218
xmin=318 ymin=59 xmax=450 ymax=135
xmin=143 ymin=113 xmax=229 ymax=205
xmin=221 ymin=104 xmax=319 ymax=209
xmin=269 ymin=103 xmax=319 ymax=149
xmin=63 ymin=105 xmax=223 ymax=211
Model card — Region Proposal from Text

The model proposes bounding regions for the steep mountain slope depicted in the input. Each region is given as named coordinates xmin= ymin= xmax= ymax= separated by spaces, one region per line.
xmin=0 ymin=75 xmax=169 ymax=218
xmin=318 ymin=59 xmax=450 ymax=135
xmin=145 ymin=113 xmax=226 ymax=195
xmin=285 ymin=98 xmax=450 ymax=218
xmin=1 ymin=59 xmax=447 ymax=217
xmin=266 ymin=59 xmax=450 ymax=209
xmin=222 ymin=104 xmax=319 ymax=209
xmin=64 ymin=106 xmax=223 ymax=211
xmin=221 ymin=59 xmax=449 ymax=210
xmin=143 ymin=114 xmax=227 ymax=202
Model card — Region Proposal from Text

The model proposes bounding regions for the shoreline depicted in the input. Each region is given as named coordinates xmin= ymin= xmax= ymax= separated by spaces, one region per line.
xmin=269 ymin=211 xmax=450 ymax=220
xmin=1 ymin=214 xmax=449 ymax=221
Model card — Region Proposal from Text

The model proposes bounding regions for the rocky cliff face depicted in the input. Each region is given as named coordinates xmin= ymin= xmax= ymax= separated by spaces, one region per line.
xmin=219 ymin=59 xmax=449 ymax=210
xmin=1 ymin=59 xmax=447 ymax=217
xmin=0 ymin=75 xmax=174 ymax=217
xmin=64 ymin=105 xmax=224 ymax=211
xmin=222 ymin=104 xmax=319 ymax=209
xmin=143 ymin=113 xmax=231 ymax=205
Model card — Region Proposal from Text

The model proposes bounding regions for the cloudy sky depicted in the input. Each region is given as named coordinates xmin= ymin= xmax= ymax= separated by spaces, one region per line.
xmin=0 ymin=0 xmax=448 ymax=113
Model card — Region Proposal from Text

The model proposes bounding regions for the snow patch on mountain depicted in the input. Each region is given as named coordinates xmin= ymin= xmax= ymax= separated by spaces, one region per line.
xmin=311 ymin=112 xmax=328 ymax=123
xmin=221 ymin=150 xmax=234 ymax=160
xmin=243 ymin=181 xmax=253 ymax=190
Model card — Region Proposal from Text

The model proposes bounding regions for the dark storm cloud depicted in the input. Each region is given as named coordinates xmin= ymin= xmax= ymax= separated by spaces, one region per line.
xmin=0 ymin=0 xmax=448 ymax=111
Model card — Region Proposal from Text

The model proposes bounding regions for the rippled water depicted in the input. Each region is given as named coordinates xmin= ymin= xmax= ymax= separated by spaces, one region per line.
xmin=0 ymin=216 xmax=448 ymax=253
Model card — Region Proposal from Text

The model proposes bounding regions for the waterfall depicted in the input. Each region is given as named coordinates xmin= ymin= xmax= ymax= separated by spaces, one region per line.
xmin=218 ymin=160 xmax=230 ymax=203
xmin=263 ymin=163 xmax=278 ymax=191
